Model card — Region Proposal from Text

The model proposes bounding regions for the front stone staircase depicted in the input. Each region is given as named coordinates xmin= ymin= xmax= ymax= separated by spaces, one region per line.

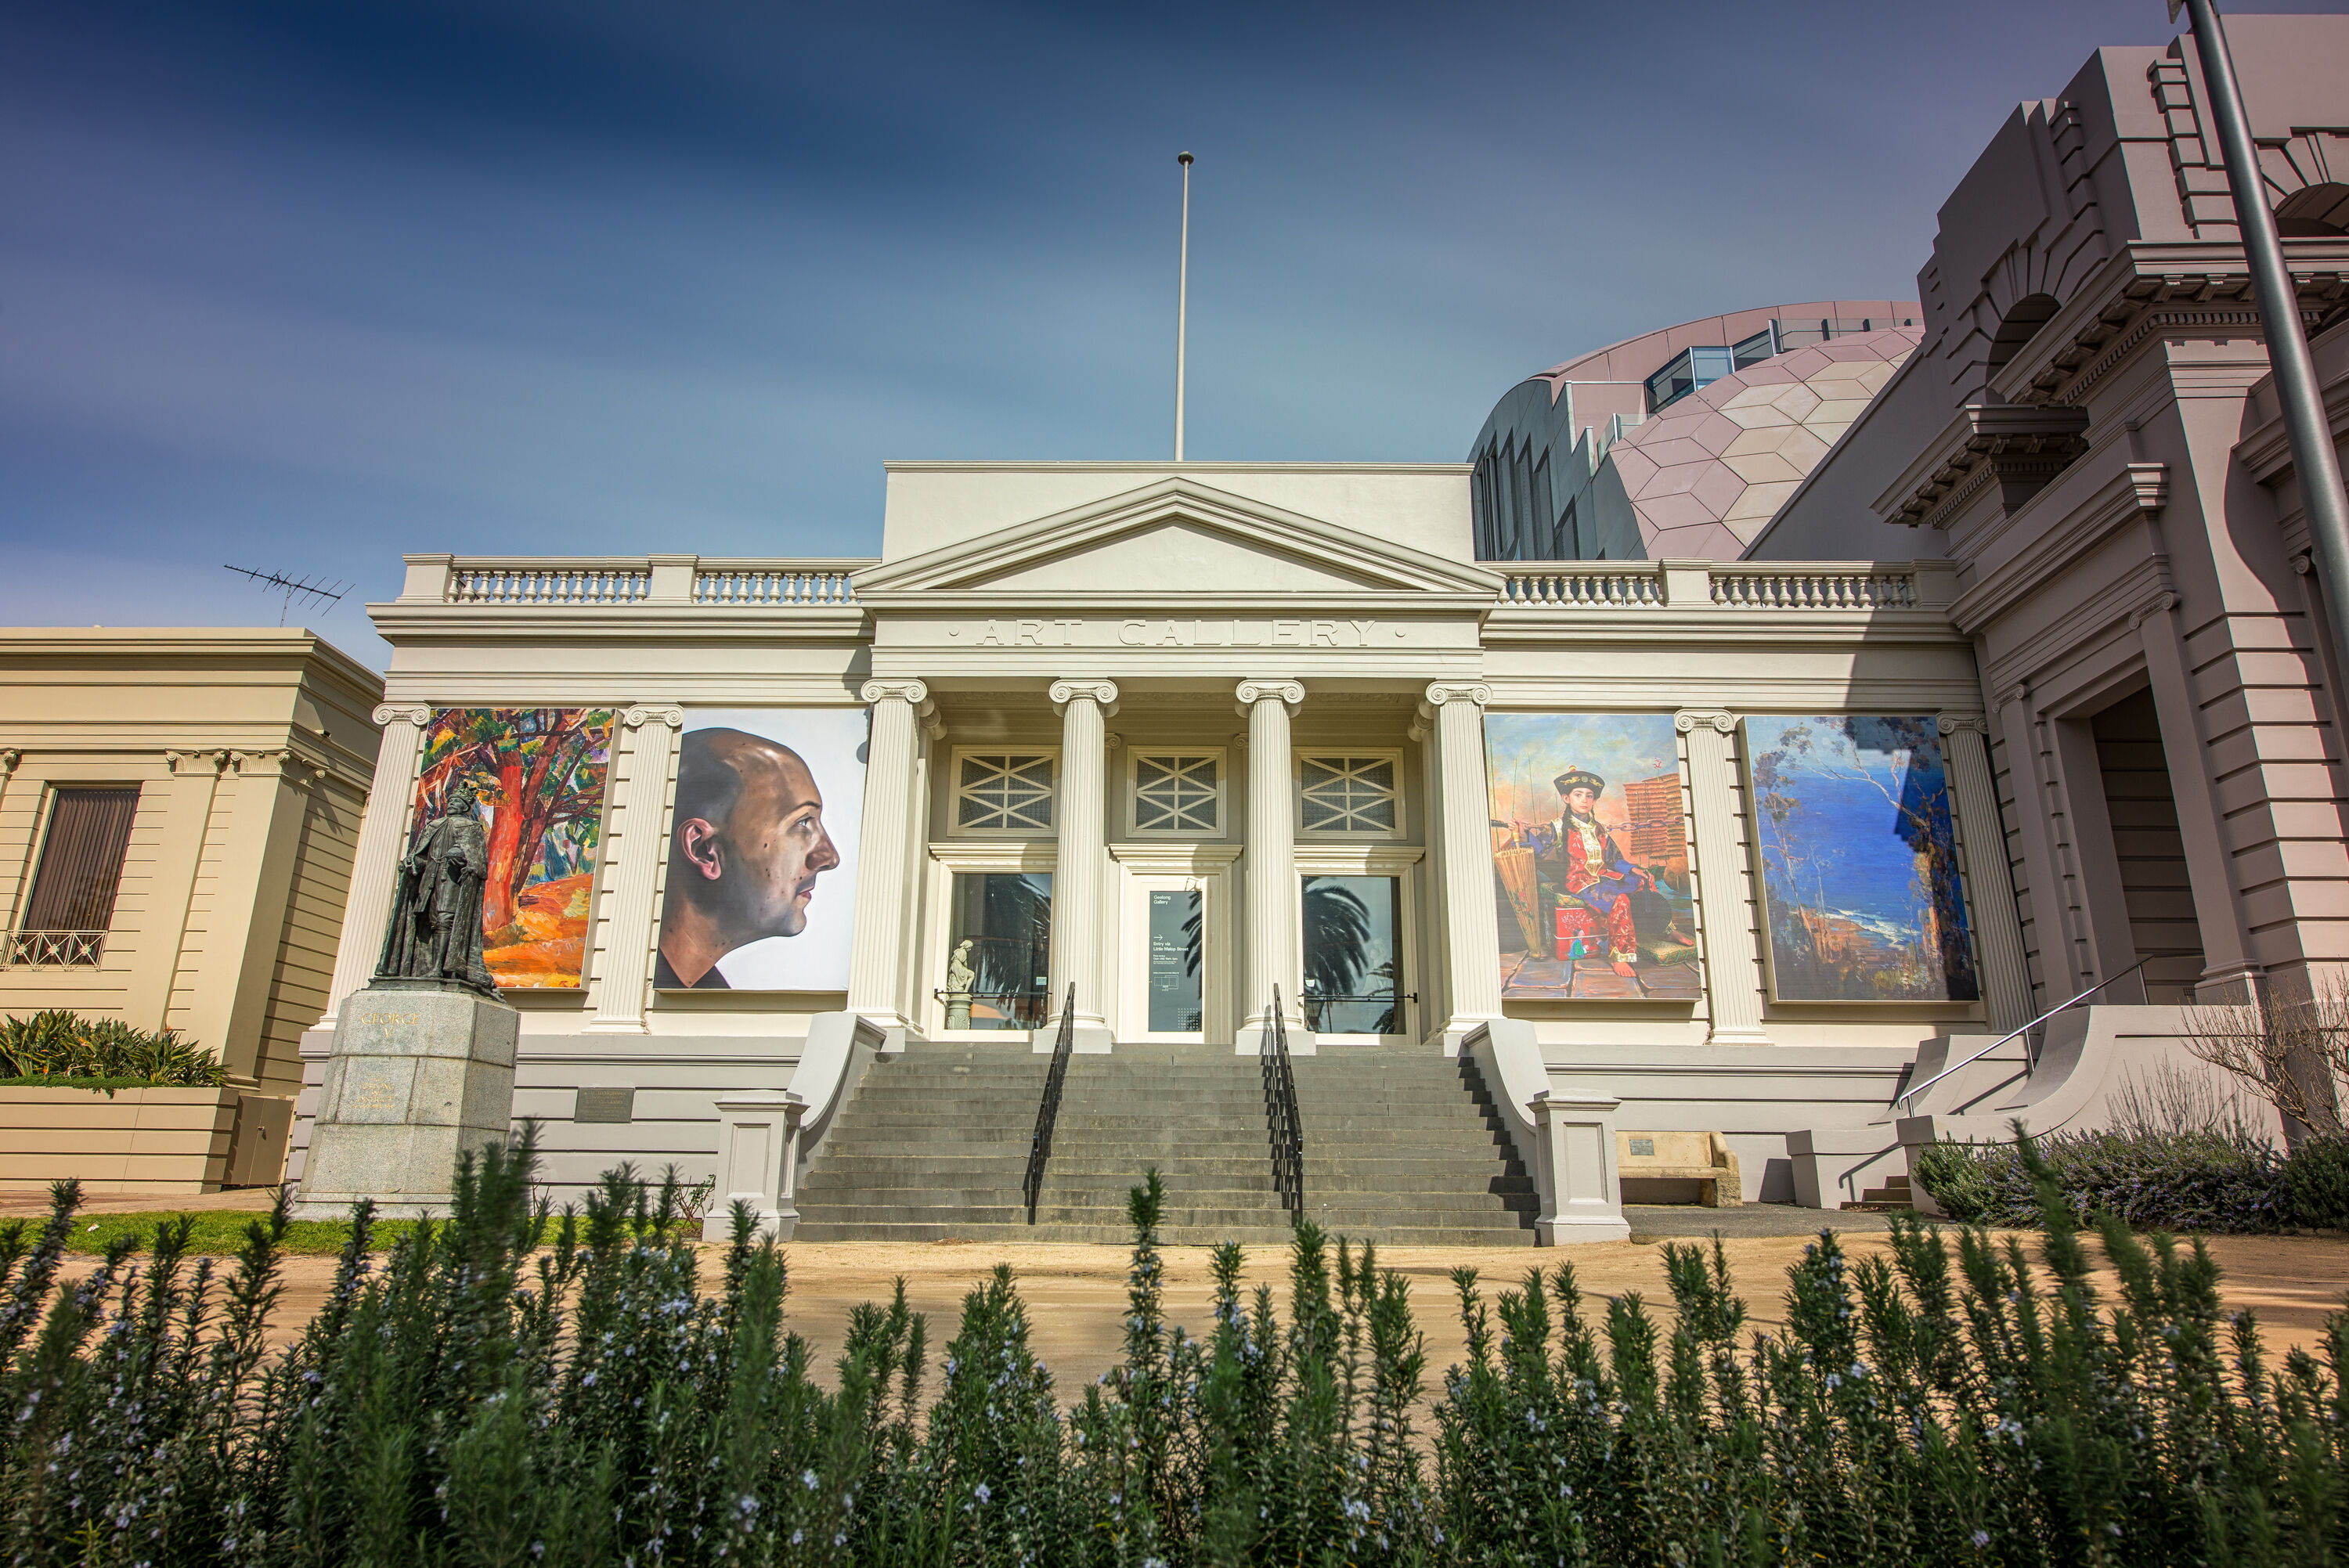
xmin=790 ymin=1040 xmax=1539 ymax=1245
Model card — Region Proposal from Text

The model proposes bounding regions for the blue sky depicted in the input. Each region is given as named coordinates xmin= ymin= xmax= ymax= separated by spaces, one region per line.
xmin=5 ymin=1 xmax=2339 ymax=665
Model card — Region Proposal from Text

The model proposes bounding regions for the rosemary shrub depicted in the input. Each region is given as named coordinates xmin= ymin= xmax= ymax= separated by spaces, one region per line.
xmin=1 ymin=1125 xmax=2344 ymax=1565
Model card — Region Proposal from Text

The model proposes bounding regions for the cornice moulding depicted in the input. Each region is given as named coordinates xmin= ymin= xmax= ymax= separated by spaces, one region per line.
xmin=1947 ymin=462 xmax=2168 ymax=634
xmin=1873 ymin=405 xmax=2092 ymax=530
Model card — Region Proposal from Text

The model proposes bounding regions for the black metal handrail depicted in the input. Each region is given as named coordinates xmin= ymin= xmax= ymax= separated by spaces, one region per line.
xmin=1022 ymin=983 xmax=1077 ymax=1224
xmin=1261 ymin=986 xmax=1304 ymax=1222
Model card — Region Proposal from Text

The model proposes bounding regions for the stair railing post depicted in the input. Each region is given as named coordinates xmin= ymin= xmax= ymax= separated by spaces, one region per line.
xmin=1023 ymin=982 xmax=1079 ymax=1224
xmin=1261 ymin=985 xmax=1306 ymax=1221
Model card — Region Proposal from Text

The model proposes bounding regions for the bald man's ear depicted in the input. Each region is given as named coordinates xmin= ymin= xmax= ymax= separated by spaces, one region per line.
xmin=677 ymin=817 xmax=726 ymax=882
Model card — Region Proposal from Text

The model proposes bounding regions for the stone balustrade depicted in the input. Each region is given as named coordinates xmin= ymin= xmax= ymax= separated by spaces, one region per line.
xmin=1498 ymin=560 xmax=1947 ymax=612
xmin=417 ymin=554 xmax=1946 ymax=616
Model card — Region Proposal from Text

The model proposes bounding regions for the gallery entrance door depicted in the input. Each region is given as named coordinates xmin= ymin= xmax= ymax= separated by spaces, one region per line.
xmin=1120 ymin=873 xmax=1213 ymax=1041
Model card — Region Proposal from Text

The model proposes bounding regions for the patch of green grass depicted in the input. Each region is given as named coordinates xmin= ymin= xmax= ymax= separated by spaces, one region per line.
xmin=42 ymin=1210 xmax=425 ymax=1256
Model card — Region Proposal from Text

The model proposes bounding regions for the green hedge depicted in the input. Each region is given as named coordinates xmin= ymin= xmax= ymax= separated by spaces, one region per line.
xmin=2 ymin=1128 xmax=2345 ymax=1566
xmin=1911 ymin=1125 xmax=2295 ymax=1231
xmin=0 ymin=1008 xmax=226 ymax=1087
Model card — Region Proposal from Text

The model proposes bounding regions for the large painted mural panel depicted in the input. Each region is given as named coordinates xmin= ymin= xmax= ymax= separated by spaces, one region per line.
xmin=412 ymin=708 xmax=615 ymax=990
xmin=1745 ymin=716 xmax=1979 ymax=1003
xmin=653 ymin=708 xmax=866 ymax=992
xmin=1485 ymin=712 xmax=1698 ymax=1001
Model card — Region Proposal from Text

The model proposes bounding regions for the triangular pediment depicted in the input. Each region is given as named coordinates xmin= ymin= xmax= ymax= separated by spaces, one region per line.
xmin=855 ymin=478 xmax=1500 ymax=602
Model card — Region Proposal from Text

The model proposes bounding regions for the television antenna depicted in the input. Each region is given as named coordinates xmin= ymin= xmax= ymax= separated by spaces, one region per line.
xmin=222 ymin=564 xmax=348 ymax=626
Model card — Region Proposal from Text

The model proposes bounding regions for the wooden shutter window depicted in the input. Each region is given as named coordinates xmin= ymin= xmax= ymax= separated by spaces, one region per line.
xmin=23 ymin=787 xmax=141 ymax=933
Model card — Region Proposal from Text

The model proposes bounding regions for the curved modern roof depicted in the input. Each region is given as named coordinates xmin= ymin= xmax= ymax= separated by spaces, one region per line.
xmin=1609 ymin=326 xmax=1921 ymax=558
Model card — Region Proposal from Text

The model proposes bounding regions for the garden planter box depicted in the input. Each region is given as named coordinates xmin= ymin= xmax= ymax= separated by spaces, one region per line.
xmin=0 ymin=1084 xmax=245 ymax=1194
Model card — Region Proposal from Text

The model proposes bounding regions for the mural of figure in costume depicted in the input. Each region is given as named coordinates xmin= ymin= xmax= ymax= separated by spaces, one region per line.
xmin=377 ymin=781 xmax=500 ymax=995
xmin=1512 ymin=766 xmax=1656 ymax=978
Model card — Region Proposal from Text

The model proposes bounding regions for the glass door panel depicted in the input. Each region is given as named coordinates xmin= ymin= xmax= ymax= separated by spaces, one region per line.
xmin=1146 ymin=887 xmax=1203 ymax=1033
xmin=1301 ymin=874 xmax=1402 ymax=1035
xmin=945 ymin=871 xmax=1052 ymax=1030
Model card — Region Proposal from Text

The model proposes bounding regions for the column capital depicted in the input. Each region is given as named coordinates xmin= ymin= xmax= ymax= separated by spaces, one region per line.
xmin=1674 ymin=710 xmax=1736 ymax=734
xmin=622 ymin=705 xmax=686 ymax=730
xmin=2128 ymin=589 xmax=2181 ymax=630
xmin=1936 ymin=712 xmax=1990 ymax=737
xmin=1995 ymin=680 xmax=2031 ymax=712
xmin=1049 ymin=679 xmax=1119 ymax=715
xmin=1423 ymin=681 xmax=1490 ymax=709
xmin=164 ymin=748 xmax=226 ymax=777
xmin=861 ymin=678 xmax=931 ymax=706
xmin=373 ymin=703 xmax=433 ymax=728
xmin=1234 ymin=679 xmax=1304 ymax=713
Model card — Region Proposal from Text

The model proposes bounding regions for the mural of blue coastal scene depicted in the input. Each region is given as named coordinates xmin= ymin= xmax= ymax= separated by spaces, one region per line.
xmin=1744 ymin=716 xmax=1979 ymax=1003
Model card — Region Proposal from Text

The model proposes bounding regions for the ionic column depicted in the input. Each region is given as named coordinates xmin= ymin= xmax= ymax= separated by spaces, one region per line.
xmin=1407 ymin=705 xmax=1452 ymax=1039
xmin=587 ymin=706 xmax=684 ymax=1033
xmin=1046 ymin=679 xmax=1118 ymax=1045
xmin=318 ymin=704 xmax=431 ymax=1029
xmin=1676 ymin=712 xmax=1770 ymax=1045
xmin=1236 ymin=679 xmax=1306 ymax=1042
xmin=847 ymin=679 xmax=934 ymax=1030
xmin=1426 ymin=683 xmax=1503 ymax=1039
xmin=1937 ymin=713 xmax=2034 ymax=1032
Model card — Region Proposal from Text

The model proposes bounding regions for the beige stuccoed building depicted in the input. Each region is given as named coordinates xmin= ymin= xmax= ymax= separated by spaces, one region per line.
xmin=0 ymin=629 xmax=383 ymax=1191
xmin=291 ymin=467 xmax=2033 ymax=1244
xmin=289 ymin=15 xmax=2348 ymax=1244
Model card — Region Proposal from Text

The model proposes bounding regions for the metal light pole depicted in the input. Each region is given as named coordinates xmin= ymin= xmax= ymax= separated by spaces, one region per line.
xmin=1174 ymin=150 xmax=1193 ymax=462
xmin=2175 ymin=0 xmax=2349 ymax=682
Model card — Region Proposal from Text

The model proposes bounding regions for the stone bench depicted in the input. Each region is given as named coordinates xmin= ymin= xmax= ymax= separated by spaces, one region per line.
xmin=1616 ymin=1130 xmax=1741 ymax=1208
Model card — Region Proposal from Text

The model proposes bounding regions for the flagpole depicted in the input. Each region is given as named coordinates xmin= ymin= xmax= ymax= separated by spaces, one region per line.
xmin=1174 ymin=151 xmax=1193 ymax=462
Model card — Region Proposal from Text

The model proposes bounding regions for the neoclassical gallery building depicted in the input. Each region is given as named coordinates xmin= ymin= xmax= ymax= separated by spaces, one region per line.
xmin=280 ymin=16 xmax=2348 ymax=1242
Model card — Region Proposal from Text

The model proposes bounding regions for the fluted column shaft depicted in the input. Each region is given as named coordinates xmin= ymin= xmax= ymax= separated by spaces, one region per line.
xmin=1427 ymin=683 xmax=1503 ymax=1035
xmin=319 ymin=705 xmax=430 ymax=1028
xmin=588 ymin=707 xmax=684 ymax=1032
xmin=1237 ymin=680 xmax=1305 ymax=1036
xmin=1676 ymin=712 xmax=1769 ymax=1045
xmin=1048 ymin=680 xmax=1117 ymax=1032
xmin=1938 ymin=713 xmax=2035 ymax=1031
xmin=847 ymin=680 xmax=931 ymax=1026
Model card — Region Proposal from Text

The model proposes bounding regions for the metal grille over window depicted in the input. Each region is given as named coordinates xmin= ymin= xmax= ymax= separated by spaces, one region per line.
xmin=1133 ymin=754 xmax=1218 ymax=832
xmin=956 ymin=754 xmax=1055 ymax=831
xmin=13 ymin=786 xmax=139 ymax=967
xmin=1299 ymin=756 xmax=1397 ymax=833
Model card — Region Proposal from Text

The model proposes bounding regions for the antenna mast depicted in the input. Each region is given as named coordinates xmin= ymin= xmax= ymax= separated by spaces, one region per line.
xmin=223 ymin=564 xmax=349 ymax=627
xmin=1174 ymin=150 xmax=1193 ymax=462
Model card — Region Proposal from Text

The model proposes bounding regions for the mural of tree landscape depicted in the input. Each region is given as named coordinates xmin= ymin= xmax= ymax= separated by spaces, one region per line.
xmin=1484 ymin=712 xmax=1699 ymax=1001
xmin=1744 ymin=716 xmax=1979 ymax=1003
xmin=410 ymin=708 xmax=614 ymax=989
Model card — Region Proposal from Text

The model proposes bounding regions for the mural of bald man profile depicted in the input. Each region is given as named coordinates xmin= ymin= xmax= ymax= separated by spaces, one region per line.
xmin=655 ymin=727 xmax=842 ymax=989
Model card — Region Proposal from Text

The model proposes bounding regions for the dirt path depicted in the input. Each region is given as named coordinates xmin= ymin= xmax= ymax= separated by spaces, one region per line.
xmin=36 ymin=1226 xmax=2349 ymax=1397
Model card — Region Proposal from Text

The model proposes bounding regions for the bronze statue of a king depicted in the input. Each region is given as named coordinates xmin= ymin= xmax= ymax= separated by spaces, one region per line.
xmin=376 ymin=782 xmax=500 ymax=996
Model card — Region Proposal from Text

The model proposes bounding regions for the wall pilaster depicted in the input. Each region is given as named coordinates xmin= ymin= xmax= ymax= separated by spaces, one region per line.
xmin=1676 ymin=711 xmax=1770 ymax=1045
xmin=1407 ymin=705 xmax=1452 ymax=1043
xmin=846 ymin=679 xmax=933 ymax=1029
xmin=1937 ymin=713 xmax=2034 ymax=1031
xmin=1236 ymin=679 xmax=1304 ymax=1040
xmin=319 ymin=705 xmax=430 ymax=1029
xmin=1427 ymin=683 xmax=1502 ymax=1037
xmin=187 ymin=749 xmax=316 ymax=1083
xmin=2134 ymin=592 xmax=2259 ymax=997
xmin=586 ymin=706 xmax=684 ymax=1033
xmin=1045 ymin=679 xmax=1117 ymax=1041
xmin=123 ymin=750 xmax=226 ymax=1035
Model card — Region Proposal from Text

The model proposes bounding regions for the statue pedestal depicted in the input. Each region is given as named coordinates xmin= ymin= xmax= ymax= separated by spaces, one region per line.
xmin=942 ymin=991 xmax=972 ymax=1030
xmin=291 ymin=979 xmax=519 ymax=1220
